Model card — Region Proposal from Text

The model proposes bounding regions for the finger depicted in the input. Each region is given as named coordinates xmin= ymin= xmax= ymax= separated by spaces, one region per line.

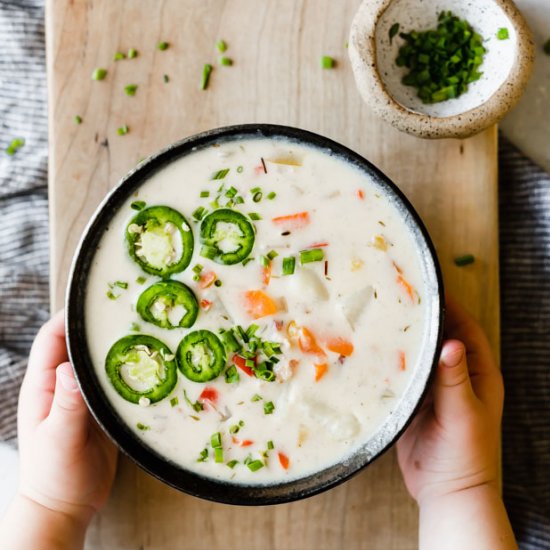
xmin=43 ymin=362 xmax=90 ymax=450
xmin=433 ymin=340 xmax=477 ymax=423
xmin=19 ymin=310 xmax=67 ymax=427
xmin=444 ymin=296 xmax=502 ymax=409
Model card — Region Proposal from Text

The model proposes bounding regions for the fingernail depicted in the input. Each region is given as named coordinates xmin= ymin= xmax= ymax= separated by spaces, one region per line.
xmin=440 ymin=345 xmax=464 ymax=368
xmin=58 ymin=367 xmax=79 ymax=392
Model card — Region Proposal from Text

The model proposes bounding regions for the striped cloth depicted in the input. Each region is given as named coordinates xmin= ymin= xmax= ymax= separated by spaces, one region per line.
xmin=0 ymin=1 xmax=548 ymax=548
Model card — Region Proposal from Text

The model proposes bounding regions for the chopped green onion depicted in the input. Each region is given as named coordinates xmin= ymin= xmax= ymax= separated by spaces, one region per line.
xmin=211 ymin=432 xmax=222 ymax=448
xmin=253 ymin=191 xmax=263 ymax=202
xmin=225 ymin=186 xmax=238 ymax=198
xmin=282 ymin=256 xmax=296 ymax=275
xmin=454 ymin=254 xmax=475 ymax=267
xmin=201 ymin=63 xmax=213 ymax=90
xmin=263 ymin=401 xmax=275 ymax=415
xmin=266 ymin=250 xmax=278 ymax=261
xmin=117 ymin=125 xmax=129 ymax=136
xmin=234 ymin=196 xmax=245 ymax=204
xmin=192 ymin=206 xmax=207 ymax=221
xmin=131 ymin=200 xmax=146 ymax=210
xmin=497 ymin=28 xmax=509 ymax=40
xmin=389 ymin=23 xmax=400 ymax=44
xmin=321 ymin=55 xmax=336 ymax=69
xmin=247 ymin=459 xmax=264 ymax=472
xmin=192 ymin=264 xmax=203 ymax=274
xmin=221 ymin=331 xmax=241 ymax=353
xmin=200 ymin=190 xmax=210 ymax=198
xmin=214 ymin=447 xmax=224 ymax=463
xmin=251 ymin=394 xmax=262 ymax=402
xmin=200 ymin=245 xmax=218 ymax=260
xmin=106 ymin=290 xmax=118 ymax=300
xmin=220 ymin=56 xmax=233 ymax=66
xmin=74 ymin=115 xmax=82 ymax=125
xmin=267 ymin=440 xmax=274 ymax=450
xmin=5 ymin=137 xmax=25 ymax=156
xmin=114 ymin=281 xmax=128 ymax=289
xmin=170 ymin=397 xmax=179 ymax=407
xmin=124 ymin=84 xmax=138 ymax=96
xmin=212 ymin=168 xmax=230 ymax=180
xmin=163 ymin=74 xmax=170 ymax=83
xmin=267 ymin=191 xmax=276 ymax=200
xmin=249 ymin=212 xmax=262 ymax=221
xmin=258 ymin=255 xmax=269 ymax=268
xmin=242 ymin=257 xmax=255 ymax=266
xmin=130 ymin=322 xmax=140 ymax=332
xmin=136 ymin=422 xmax=150 ymax=431
xmin=237 ymin=165 xmax=244 ymax=173
xmin=136 ymin=276 xmax=147 ymax=284
xmin=183 ymin=389 xmax=204 ymax=412
xmin=114 ymin=51 xmax=125 ymax=61
xmin=216 ymin=40 xmax=227 ymax=53
xmin=128 ymin=48 xmax=138 ymax=59
xmin=229 ymin=423 xmax=240 ymax=434
xmin=300 ymin=248 xmax=324 ymax=264
xmin=225 ymin=365 xmax=240 ymax=384
xmin=197 ymin=448 xmax=208 ymax=462
xmin=226 ymin=460 xmax=238 ymax=469
xmin=92 ymin=68 xmax=107 ymax=81
xmin=158 ymin=41 xmax=170 ymax=51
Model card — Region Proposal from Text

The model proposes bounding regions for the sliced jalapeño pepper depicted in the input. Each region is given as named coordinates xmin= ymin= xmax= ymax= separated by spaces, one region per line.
xmin=137 ymin=281 xmax=199 ymax=329
xmin=200 ymin=209 xmax=255 ymax=265
xmin=176 ymin=329 xmax=226 ymax=383
xmin=105 ymin=334 xmax=177 ymax=404
xmin=126 ymin=206 xmax=194 ymax=277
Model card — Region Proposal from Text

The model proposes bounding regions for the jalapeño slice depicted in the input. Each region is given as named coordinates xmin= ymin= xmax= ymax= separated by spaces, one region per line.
xmin=137 ymin=281 xmax=199 ymax=329
xmin=105 ymin=335 xmax=177 ymax=404
xmin=176 ymin=330 xmax=226 ymax=383
xmin=200 ymin=209 xmax=255 ymax=265
xmin=126 ymin=206 xmax=194 ymax=276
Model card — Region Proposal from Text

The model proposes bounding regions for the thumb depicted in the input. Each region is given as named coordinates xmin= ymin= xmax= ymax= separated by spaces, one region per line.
xmin=433 ymin=340 xmax=476 ymax=422
xmin=45 ymin=362 xmax=90 ymax=448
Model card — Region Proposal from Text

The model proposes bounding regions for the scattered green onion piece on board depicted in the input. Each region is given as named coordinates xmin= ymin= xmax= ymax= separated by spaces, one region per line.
xmin=220 ymin=56 xmax=233 ymax=66
xmin=216 ymin=40 xmax=227 ymax=53
xmin=454 ymin=254 xmax=475 ymax=267
xmin=5 ymin=138 xmax=25 ymax=156
xmin=389 ymin=23 xmax=400 ymax=43
xmin=74 ymin=115 xmax=82 ymax=125
xmin=497 ymin=28 xmax=509 ymax=40
xmin=128 ymin=48 xmax=138 ymax=59
xmin=114 ymin=51 xmax=125 ymax=61
xmin=264 ymin=401 xmax=275 ymax=415
xmin=163 ymin=74 xmax=170 ymax=83
xmin=300 ymin=248 xmax=324 ymax=264
xmin=136 ymin=422 xmax=149 ymax=431
xmin=92 ymin=68 xmax=107 ymax=81
xmin=282 ymin=256 xmax=296 ymax=275
xmin=321 ymin=55 xmax=336 ymax=69
xmin=117 ymin=125 xmax=129 ymax=136
xmin=158 ymin=41 xmax=169 ymax=51
xmin=201 ymin=63 xmax=213 ymax=90
xmin=124 ymin=84 xmax=138 ymax=96
xmin=247 ymin=460 xmax=264 ymax=472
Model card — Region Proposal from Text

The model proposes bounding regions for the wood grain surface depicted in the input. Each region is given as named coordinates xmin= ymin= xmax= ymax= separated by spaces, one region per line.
xmin=46 ymin=1 xmax=500 ymax=549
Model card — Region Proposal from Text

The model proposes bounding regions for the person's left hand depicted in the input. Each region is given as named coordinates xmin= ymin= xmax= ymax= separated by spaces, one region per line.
xmin=17 ymin=310 xmax=118 ymax=526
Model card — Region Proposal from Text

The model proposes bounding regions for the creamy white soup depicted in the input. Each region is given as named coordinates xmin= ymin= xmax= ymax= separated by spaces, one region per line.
xmin=85 ymin=137 xmax=428 ymax=485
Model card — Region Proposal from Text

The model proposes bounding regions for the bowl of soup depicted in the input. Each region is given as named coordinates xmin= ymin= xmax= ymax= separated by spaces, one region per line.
xmin=66 ymin=124 xmax=444 ymax=505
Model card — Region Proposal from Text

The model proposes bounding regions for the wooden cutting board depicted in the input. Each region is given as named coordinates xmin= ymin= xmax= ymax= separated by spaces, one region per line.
xmin=46 ymin=1 xmax=499 ymax=548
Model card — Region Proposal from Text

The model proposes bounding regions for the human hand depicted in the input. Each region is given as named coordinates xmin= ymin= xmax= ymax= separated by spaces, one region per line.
xmin=396 ymin=296 xmax=503 ymax=506
xmin=16 ymin=310 xmax=117 ymax=531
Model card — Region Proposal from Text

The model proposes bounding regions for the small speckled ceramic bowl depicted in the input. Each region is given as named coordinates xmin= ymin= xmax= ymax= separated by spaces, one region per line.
xmin=348 ymin=0 xmax=535 ymax=139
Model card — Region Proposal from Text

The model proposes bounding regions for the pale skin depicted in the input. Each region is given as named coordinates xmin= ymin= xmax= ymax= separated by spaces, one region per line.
xmin=0 ymin=300 xmax=516 ymax=549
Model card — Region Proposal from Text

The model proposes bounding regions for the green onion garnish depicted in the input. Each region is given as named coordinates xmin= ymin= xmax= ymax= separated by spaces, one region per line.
xmin=229 ymin=424 xmax=240 ymax=434
xmin=259 ymin=255 xmax=270 ymax=268
xmin=5 ymin=138 xmax=25 ymax=156
xmin=282 ymin=256 xmax=296 ymax=275
xmin=163 ymin=74 xmax=170 ymax=83
xmin=253 ymin=191 xmax=263 ymax=202
xmin=300 ymin=248 xmax=324 ymax=264
xmin=201 ymin=63 xmax=213 ymax=90
xmin=497 ymin=28 xmax=509 ymax=40
xmin=321 ymin=55 xmax=336 ymax=69
xmin=200 ymin=190 xmax=210 ymax=198
xmin=136 ymin=276 xmax=147 ymax=284
xmin=114 ymin=52 xmax=125 ymax=61
xmin=128 ymin=48 xmax=138 ymax=59
xmin=247 ymin=460 xmax=264 ymax=472
xmin=214 ymin=447 xmax=224 ymax=463
xmin=192 ymin=264 xmax=203 ymax=274
xmin=454 ymin=254 xmax=475 ymax=267
xmin=212 ymin=168 xmax=230 ymax=180
xmin=158 ymin=41 xmax=170 ymax=51
xmin=220 ymin=56 xmax=233 ymax=66
xmin=237 ymin=165 xmax=244 ymax=173
xmin=214 ymin=279 xmax=222 ymax=287
xmin=251 ymin=394 xmax=262 ymax=402
xmin=226 ymin=460 xmax=238 ymax=469
xmin=201 ymin=245 xmax=218 ymax=260
xmin=130 ymin=322 xmax=140 ymax=332
xmin=124 ymin=84 xmax=138 ymax=96
xmin=221 ymin=331 xmax=241 ymax=353
xmin=242 ymin=257 xmax=255 ymax=266
xmin=225 ymin=186 xmax=238 ymax=198
xmin=131 ymin=200 xmax=146 ymax=210
xmin=263 ymin=401 xmax=275 ymax=415
xmin=267 ymin=440 xmax=274 ymax=450
xmin=235 ymin=196 xmax=245 ymax=204
xmin=197 ymin=448 xmax=208 ymax=462
xmin=249 ymin=212 xmax=262 ymax=221
xmin=106 ymin=290 xmax=118 ymax=300
xmin=395 ymin=11 xmax=486 ymax=104
xmin=192 ymin=206 xmax=207 ymax=221
xmin=92 ymin=68 xmax=107 ymax=81
xmin=74 ymin=115 xmax=82 ymax=125
xmin=114 ymin=281 xmax=128 ymax=289
xmin=389 ymin=22 xmax=400 ymax=44
xmin=267 ymin=191 xmax=276 ymax=200
xmin=117 ymin=125 xmax=129 ymax=136
xmin=211 ymin=432 xmax=222 ymax=448
xmin=136 ymin=422 xmax=150 ymax=431
xmin=216 ymin=40 xmax=227 ymax=53
xmin=266 ymin=250 xmax=278 ymax=260
xmin=170 ymin=397 xmax=179 ymax=407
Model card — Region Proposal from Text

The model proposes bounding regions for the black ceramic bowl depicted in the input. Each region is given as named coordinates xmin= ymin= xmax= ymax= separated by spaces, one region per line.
xmin=66 ymin=124 xmax=444 ymax=506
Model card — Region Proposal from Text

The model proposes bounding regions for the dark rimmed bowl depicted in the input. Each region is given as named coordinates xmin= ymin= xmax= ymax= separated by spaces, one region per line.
xmin=66 ymin=124 xmax=444 ymax=506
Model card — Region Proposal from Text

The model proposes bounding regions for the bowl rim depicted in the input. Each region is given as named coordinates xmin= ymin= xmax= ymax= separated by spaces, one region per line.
xmin=65 ymin=123 xmax=445 ymax=505
xmin=348 ymin=0 xmax=536 ymax=139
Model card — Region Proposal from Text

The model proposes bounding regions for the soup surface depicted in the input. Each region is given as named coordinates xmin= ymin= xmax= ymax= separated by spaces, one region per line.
xmin=85 ymin=137 xmax=428 ymax=484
